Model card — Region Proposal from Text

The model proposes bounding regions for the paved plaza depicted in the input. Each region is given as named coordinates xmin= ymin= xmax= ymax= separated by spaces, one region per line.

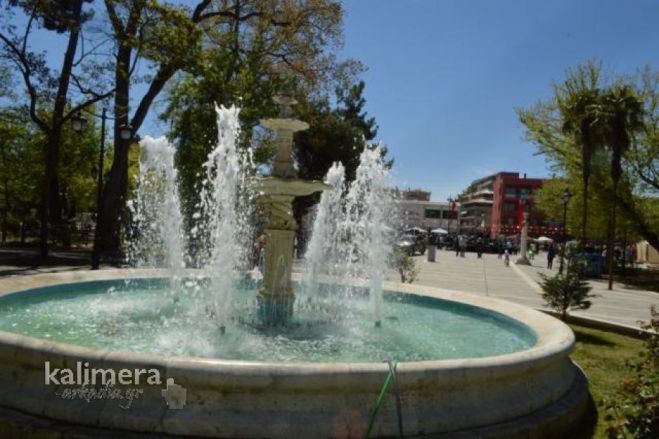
xmin=402 ymin=249 xmax=658 ymax=329
xmin=1 ymin=247 xmax=657 ymax=330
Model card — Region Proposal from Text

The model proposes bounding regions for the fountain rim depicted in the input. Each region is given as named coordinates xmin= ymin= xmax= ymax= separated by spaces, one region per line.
xmin=0 ymin=268 xmax=573 ymax=372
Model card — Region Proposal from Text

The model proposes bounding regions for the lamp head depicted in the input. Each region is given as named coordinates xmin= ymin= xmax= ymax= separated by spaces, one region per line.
xmin=71 ymin=114 xmax=88 ymax=133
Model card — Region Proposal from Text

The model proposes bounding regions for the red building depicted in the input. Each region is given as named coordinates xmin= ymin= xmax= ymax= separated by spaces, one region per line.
xmin=489 ymin=172 xmax=556 ymax=238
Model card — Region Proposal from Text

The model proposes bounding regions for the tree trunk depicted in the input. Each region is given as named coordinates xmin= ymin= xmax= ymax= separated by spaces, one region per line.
xmin=1 ymin=141 xmax=8 ymax=244
xmin=581 ymin=176 xmax=588 ymax=244
xmin=607 ymin=193 xmax=617 ymax=290
xmin=39 ymin=0 xmax=83 ymax=257
xmin=98 ymin=42 xmax=132 ymax=258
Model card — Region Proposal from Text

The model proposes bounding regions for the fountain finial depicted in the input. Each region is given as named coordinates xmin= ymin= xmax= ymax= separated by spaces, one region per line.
xmin=273 ymin=94 xmax=297 ymax=119
xmin=260 ymin=91 xmax=309 ymax=179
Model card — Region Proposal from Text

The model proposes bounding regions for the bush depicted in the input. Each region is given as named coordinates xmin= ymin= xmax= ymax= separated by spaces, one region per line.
xmin=389 ymin=248 xmax=418 ymax=283
xmin=604 ymin=306 xmax=658 ymax=438
xmin=539 ymin=270 xmax=595 ymax=320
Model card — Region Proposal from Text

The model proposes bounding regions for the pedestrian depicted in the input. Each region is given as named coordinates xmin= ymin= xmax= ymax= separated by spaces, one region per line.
xmin=476 ymin=238 xmax=484 ymax=259
xmin=459 ymin=235 xmax=467 ymax=257
xmin=455 ymin=237 xmax=459 ymax=257
xmin=547 ymin=244 xmax=556 ymax=269
xmin=504 ymin=249 xmax=510 ymax=266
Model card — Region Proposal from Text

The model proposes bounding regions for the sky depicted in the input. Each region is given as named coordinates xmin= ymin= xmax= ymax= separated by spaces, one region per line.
xmin=337 ymin=0 xmax=659 ymax=200
xmin=11 ymin=0 xmax=659 ymax=202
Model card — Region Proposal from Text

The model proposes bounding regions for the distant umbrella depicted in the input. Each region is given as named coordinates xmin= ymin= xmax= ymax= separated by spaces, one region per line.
xmin=534 ymin=236 xmax=553 ymax=242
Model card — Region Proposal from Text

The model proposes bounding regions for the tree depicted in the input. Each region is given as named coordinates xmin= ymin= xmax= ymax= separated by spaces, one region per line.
xmin=539 ymin=270 xmax=595 ymax=321
xmin=0 ymin=0 xmax=112 ymax=256
xmin=518 ymin=62 xmax=659 ymax=250
xmin=0 ymin=103 xmax=100 ymax=245
xmin=595 ymin=85 xmax=644 ymax=289
xmin=99 ymin=0 xmax=345 ymax=257
xmin=534 ymin=173 xmax=631 ymax=242
xmin=292 ymin=81 xmax=389 ymax=255
xmin=553 ymin=62 xmax=605 ymax=243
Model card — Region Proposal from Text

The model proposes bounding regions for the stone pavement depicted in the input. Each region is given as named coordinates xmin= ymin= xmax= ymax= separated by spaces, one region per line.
xmin=0 ymin=247 xmax=90 ymax=277
xmin=2 ymin=246 xmax=656 ymax=330
xmin=402 ymin=249 xmax=658 ymax=329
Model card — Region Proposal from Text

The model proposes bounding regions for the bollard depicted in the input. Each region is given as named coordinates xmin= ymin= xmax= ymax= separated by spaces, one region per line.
xmin=427 ymin=244 xmax=436 ymax=262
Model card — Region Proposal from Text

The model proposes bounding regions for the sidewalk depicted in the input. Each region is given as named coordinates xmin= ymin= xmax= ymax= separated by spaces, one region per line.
xmin=405 ymin=249 xmax=658 ymax=329
xmin=2 ymin=246 xmax=656 ymax=330
xmin=0 ymin=247 xmax=91 ymax=277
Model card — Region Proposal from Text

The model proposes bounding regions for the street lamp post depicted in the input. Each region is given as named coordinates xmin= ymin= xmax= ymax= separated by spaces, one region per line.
xmin=72 ymin=109 xmax=133 ymax=269
xmin=516 ymin=201 xmax=531 ymax=265
xmin=447 ymin=196 xmax=453 ymax=234
xmin=558 ymin=189 xmax=571 ymax=274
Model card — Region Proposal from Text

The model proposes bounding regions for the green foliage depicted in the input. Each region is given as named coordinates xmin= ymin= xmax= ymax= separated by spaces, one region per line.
xmin=539 ymin=269 xmax=595 ymax=320
xmin=518 ymin=61 xmax=659 ymax=248
xmin=388 ymin=247 xmax=418 ymax=284
xmin=161 ymin=0 xmax=348 ymax=226
xmin=604 ymin=306 xmax=659 ymax=438
xmin=535 ymin=172 xmax=634 ymax=241
xmin=292 ymin=80 xmax=391 ymax=238
xmin=295 ymin=80 xmax=384 ymax=182
xmin=0 ymin=104 xmax=101 ymax=242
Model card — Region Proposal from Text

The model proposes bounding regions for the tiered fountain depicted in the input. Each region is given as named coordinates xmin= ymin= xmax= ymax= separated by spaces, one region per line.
xmin=256 ymin=95 xmax=330 ymax=325
xmin=0 ymin=92 xmax=588 ymax=437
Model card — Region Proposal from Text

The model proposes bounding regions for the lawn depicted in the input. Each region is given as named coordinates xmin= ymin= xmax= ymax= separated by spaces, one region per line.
xmin=569 ymin=324 xmax=646 ymax=438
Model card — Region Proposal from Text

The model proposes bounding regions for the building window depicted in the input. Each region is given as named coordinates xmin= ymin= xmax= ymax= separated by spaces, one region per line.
xmin=425 ymin=209 xmax=441 ymax=219
xmin=442 ymin=210 xmax=458 ymax=219
xmin=503 ymin=202 xmax=516 ymax=211
xmin=505 ymin=187 xmax=517 ymax=196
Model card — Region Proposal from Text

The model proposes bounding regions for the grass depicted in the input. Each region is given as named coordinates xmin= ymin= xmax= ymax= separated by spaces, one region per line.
xmin=569 ymin=324 xmax=645 ymax=438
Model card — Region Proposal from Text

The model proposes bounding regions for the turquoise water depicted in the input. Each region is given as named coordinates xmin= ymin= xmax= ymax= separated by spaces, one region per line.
xmin=0 ymin=279 xmax=536 ymax=362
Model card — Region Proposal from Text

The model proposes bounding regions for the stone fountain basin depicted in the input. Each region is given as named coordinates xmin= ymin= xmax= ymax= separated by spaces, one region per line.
xmin=0 ymin=269 xmax=588 ymax=438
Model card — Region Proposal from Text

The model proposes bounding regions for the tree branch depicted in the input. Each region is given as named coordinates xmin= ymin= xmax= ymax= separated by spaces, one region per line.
xmin=104 ymin=0 xmax=125 ymax=35
xmin=62 ymin=90 xmax=115 ymax=125
xmin=0 ymin=33 xmax=49 ymax=132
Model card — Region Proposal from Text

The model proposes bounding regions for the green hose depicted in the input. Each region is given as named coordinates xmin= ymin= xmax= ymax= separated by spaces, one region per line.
xmin=364 ymin=360 xmax=398 ymax=439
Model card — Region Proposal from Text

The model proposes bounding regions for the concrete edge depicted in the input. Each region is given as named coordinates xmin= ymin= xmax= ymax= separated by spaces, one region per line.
xmin=428 ymin=362 xmax=590 ymax=439
xmin=538 ymin=310 xmax=653 ymax=340
xmin=0 ymin=268 xmax=574 ymax=374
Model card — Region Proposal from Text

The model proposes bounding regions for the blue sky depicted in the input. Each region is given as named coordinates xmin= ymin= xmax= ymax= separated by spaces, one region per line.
xmin=338 ymin=0 xmax=659 ymax=200
xmin=11 ymin=1 xmax=659 ymax=201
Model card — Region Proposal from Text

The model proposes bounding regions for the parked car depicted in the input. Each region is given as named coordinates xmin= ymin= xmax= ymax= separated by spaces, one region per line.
xmin=395 ymin=234 xmax=426 ymax=256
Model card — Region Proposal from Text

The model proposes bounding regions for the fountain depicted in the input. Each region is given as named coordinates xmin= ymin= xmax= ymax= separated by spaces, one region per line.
xmin=256 ymin=95 xmax=331 ymax=325
xmin=0 ymin=94 xmax=589 ymax=437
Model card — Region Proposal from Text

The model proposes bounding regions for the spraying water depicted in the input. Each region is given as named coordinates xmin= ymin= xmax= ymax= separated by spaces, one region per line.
xmin=128 ymin=135 xmax=186 ymax=278
xmin=304 ymin=162 xmax=346 ymax=288
xmin=343 ymin=145 xmax=393 ymax=325
xmin=130 ymin=104 xmax=392 ymax=328
xmin=305 ymin=145 xmax=394 ymax=325
xmin=193 ymin=104 xmax=254 ymax=329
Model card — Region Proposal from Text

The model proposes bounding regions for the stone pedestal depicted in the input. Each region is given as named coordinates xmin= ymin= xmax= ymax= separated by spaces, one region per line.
xmin=257 ymin=194 xmax=296 ymax=325
xmin=257 ymin=178 xmax=331 ymax=326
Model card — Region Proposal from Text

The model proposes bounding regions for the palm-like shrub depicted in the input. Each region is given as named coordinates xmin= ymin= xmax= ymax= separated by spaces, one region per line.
xmin=540 ymin=270 xmax=595 ymax=320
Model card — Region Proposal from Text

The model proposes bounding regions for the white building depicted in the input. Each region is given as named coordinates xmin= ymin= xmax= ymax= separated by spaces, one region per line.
xmin=396 ymin=200 xmax=459 ymax=232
